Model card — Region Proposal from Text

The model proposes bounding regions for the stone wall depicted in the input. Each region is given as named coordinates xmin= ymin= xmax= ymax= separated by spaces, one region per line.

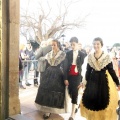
xmin=8 ymin=0 xmax=20 ymax=115
xmin=1 ymin=0 xmax=20 ymax=118
xmin=2 ymin=0 xmax=9 ymax=119
xmin=0 ymin=0 xmax=2 ymax=119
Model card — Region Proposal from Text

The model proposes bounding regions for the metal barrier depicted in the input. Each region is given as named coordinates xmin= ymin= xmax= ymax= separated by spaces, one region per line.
xmin=20 ymin=60 xmax=39 ymax=81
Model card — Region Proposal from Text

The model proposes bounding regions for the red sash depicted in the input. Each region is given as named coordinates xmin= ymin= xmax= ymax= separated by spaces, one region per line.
xmin=69 ymin=65 xmax=79 ymax=75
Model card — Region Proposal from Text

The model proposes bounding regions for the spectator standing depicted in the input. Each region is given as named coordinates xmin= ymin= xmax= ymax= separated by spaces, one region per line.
xmin=19 ymin=44 xmax=26 ymax=89
xmin=19 ymin=57 xmax=26 ymax=89
xmin=23 ymin=41 xmax=35 ymax=86
xmin=64 ymin=42 xmax=71 ymax=53
xmin=117 ymin=49 xmax=120 ymax=78
xmin=78 ymin=42 xmax=87 ymax=56
xmin=109 ymin=47 xmax=119 ymax=77
xmin=33 ymin=41 xmax=47 ymax=86
xmin=35 ymin=38 xmax=52 ymax=82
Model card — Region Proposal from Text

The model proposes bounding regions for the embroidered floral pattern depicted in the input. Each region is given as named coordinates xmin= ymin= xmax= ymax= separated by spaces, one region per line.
xmin=88 ymin=53 xmax=112 ymax=71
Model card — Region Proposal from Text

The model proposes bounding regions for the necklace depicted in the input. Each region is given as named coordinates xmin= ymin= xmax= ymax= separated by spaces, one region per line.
xmin=51 ymin=50 xmax=59 ymax=65
xmin=94 ymin=51 xmax=104 ymax=61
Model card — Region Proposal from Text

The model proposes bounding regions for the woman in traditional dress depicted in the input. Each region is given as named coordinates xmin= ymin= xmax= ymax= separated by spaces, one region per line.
xmin=80 ymin=37 xmax=120 ymax=120
xmin=35 ymin=40 xmax=66 ymax=119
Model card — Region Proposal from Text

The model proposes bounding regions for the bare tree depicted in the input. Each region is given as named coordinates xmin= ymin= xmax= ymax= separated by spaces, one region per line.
xmin=20 ymin=0 xmax=87 ymax=43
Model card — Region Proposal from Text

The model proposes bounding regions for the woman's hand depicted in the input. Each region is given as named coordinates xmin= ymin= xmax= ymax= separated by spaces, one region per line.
xmin=45 ymin=54 xmax=48 ymax=59
xmin=117 ymin=85 xmax=120 ymax=91
xmin=64 ymin=80 xmax=69 ymax=86
xmin=77 ymin=83 xmax=84 ymax=89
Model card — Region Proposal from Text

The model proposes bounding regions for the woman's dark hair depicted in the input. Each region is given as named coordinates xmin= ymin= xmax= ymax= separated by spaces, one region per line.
xmin=52 ymin=40 xmax=62 ymax=50
xmin=70 ymin=37 xmax=78 ymax=43
xmin=93 ymin=37 xmax=103 ymax=46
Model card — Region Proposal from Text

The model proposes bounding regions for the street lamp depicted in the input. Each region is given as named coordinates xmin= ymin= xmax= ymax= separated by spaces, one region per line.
xmin=61 ymin=34 xmax=65 ymax=44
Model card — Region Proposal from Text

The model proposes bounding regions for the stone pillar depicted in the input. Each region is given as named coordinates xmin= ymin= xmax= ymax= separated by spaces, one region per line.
xmin=2 ymin=0 xmax=20 ymax=117
xmin=2 ymin=0 xmax=8 ymax=119
xmin=8 ymin=0 xmax=20 ymax=115
xmin=1 ymin=0 xmax=20 ymax=118
xmin=0 ymin=0 xmax=2 ymax=119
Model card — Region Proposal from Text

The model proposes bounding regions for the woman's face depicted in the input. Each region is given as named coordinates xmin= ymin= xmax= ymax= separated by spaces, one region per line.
xmin=26 ymin=43 xmax=31 ymax=49
xmin=52 ymin=41 xmax=59 ymax=51
xmin=93 ymin=40 xmax=102 ymax=52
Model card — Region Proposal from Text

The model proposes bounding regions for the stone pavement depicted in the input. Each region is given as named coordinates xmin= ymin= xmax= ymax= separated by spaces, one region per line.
xmin=18 ymin=83 xmax=86 ymax=120
xmin=15 ymin=71 xmax=120 ymax=120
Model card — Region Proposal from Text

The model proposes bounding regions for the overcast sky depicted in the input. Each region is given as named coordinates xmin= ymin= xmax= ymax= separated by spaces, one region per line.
xmin=20 ymin=0 xmax=120 ymax=46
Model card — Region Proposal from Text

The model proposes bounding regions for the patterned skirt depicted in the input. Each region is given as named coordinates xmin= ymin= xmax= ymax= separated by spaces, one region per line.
xmin=80 ymin=71 xmax=119 ymax=120
xmin=35 ymin=66 xmax=65 ymax=114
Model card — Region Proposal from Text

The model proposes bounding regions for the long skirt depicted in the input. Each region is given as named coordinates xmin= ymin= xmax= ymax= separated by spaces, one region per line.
xmin=35 ymin=66 xmax=65 ymax=114
xmin=80 ymin=71 xmax=119 ymax=120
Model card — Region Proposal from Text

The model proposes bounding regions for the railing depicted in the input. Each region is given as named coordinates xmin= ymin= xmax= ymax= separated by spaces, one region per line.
xmin=20 ymin=59 xmax=120 ymax=82
xmin=21 ymin=60 xmax=39 ymax=81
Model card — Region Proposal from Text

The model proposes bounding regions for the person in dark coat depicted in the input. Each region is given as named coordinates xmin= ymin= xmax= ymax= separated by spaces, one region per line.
xmin=32 ymin=41 xmax=47 ymax=86
xmin=78 ymin=42 xmax=87 ymax=56
xmin=35 ymin=39 xmax=52 ymax=83
xmin=35 ymin=40 xmax=67 ymax=119
xmin=64 ymin=37 xmax=85 ymax=120
xmin=19 ymin=57 xmax=26 ymax=89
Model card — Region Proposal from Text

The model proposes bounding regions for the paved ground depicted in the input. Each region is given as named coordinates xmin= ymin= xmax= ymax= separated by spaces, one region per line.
xmin=19 ymin=74 xmax=86 ymax=120
xmin=18 ymin=70 xmax=120 ymax=120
